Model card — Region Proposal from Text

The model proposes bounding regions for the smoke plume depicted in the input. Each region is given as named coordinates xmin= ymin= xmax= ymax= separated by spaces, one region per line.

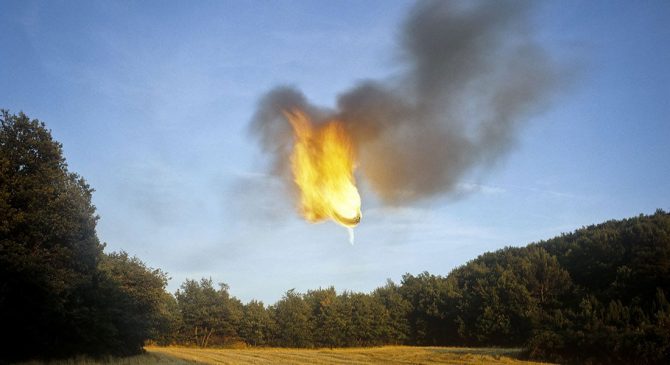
xmin=250 ymin=0 xmax=561 ymax=204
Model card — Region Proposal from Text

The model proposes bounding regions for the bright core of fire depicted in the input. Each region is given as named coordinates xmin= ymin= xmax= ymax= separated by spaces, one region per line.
xmin=283 ymin=109 xmax=362 ymax=242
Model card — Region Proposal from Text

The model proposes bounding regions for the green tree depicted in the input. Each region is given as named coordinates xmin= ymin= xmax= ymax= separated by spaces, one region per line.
xmin=521 ymin=247 xmax=572 ymax=311
xmin=373 ymin=280 xmax=412 ymax=344
xmin=399 ymin=272 xmax=453 ymax=345
xmin=175 ymin=278 xmax=240 ymax=347
xmin=0 ymin=111 xmax=103 ymax=360
xmin=94 ymin=251 xmax=172 ymax=353
xmin=346 ymin=292 xmax=390 ymax=346
xmin=452 ymin=249 xmax=539 ymax=345
xmin=238 ymin=300 xmax=273 ymax=346
xmin=304 ymin=287 xmax=342 ymax=347
xmin=524 ymin=211 xmax=670 ymax=363
xmin=152 ymin=290 xmax=183 ymax=345
xmin=272 ymin=289 xmax=312 ymax=347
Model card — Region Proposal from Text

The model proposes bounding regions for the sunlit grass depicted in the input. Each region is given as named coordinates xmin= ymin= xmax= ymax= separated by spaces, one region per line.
xmin=15 ymin=346 xmax=554 ymax=364
xmin=147 ymin=345 xmax=554 ymax=365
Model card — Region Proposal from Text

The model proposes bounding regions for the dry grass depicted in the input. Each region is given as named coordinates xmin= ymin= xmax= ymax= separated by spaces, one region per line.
xmin=15 ymin=352 xmax=196 ymax=365
xmin=147 ymin=345 xmax=554 ymax=365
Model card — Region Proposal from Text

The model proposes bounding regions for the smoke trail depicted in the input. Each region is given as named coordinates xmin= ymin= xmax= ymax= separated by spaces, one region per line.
xmin=250 ymin=0 xmax=561 ymax=204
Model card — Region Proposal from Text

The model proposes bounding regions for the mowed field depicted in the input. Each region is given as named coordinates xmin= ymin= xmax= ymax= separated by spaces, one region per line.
xmin=146 ymin=346 xmax=553 ymax=365
xmin=17 ymin=346 xmax=554 ymax=364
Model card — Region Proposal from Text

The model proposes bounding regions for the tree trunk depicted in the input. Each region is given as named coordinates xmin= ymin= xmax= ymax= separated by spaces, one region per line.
xmin=203 ymin=328 xmax=214 ymax=348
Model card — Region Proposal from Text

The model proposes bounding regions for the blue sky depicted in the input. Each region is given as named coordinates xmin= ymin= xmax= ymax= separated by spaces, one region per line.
xmin=1 ymin=0 xmax=669 ymax=304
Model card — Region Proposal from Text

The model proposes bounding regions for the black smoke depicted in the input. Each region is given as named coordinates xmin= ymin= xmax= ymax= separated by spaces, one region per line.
xmin=250 ymin=0 xmax=562 ymax=204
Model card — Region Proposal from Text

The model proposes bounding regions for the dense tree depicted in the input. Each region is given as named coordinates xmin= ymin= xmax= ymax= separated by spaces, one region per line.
xmin=175 ymin=278 xmax=241 ymax=347
xmin=3 ymin=111 xmax=668 ymax=364
xmin=0 ymin=111 xmax=104 ymax=360
xmin=272 ymin=289 xmax=312 ymax=347
xmin=449 ymin=246 xmax=572 ymax=346
xmin=304 ymin=287 xmax=342 ymax=347
xmin=152 ymin=289 xmax=183 ymax=345
xmin=539 ymin=211 xmax=670 ymax=306
xmin=521 ymin=247 xmax=573 ymax=311
xmin=399 ymin=272 xmax=453 ymax=345
xmin=0 ymin=111 xmax=178 ymax=361
xmin=525 ymin=211 xmax=670 ymax=363
xmin=345 ymin=292 xmax=390 ymax=346
xmin=238 ymin=300 xmax=273 ymax=346
xmin=94 ymin=251 xmax=171 ymax=354
xmin=164 ymin=211 xmax=668 ymax=365
xmin=372 ymin=280 xmax=412 ymax=344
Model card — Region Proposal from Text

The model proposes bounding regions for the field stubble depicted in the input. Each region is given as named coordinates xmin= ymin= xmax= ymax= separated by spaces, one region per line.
xmin=146 ymin=345 xmax=554 ymax=365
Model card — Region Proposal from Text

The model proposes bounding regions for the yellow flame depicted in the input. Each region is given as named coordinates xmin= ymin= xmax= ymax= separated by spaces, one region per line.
xmin=283 ymin=109 xmax=362 ymax=228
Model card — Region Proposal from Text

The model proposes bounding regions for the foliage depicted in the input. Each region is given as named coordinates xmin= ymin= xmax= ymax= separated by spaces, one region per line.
xmin=271 ymin=289 xmax=313 ymax=347
xmin=93 ymin=251 xmax=172 ymax=354
xmin=2 ymin=110 xmax=668 ymax=364
xmin=372 ymin=280 xmax=411 ymax=344
xmin=523 ymin=211 xmax=670 ymax=364
xmin=174 ymin=278 xmax=242 ymax=347
xmin=164 ymin=211 xmax=669 ymax=365
xmin=0 ymin=111 xmax=172 ymax=361
xmin=1 ymin=110 xmax=103 ymax=360
xmin=399 ymin=272 xmax=454 ymax=345
xmin=238 ymin=300 xmax=273 ymax=346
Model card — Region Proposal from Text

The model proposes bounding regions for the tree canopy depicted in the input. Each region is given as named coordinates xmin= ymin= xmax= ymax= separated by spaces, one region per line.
xmin=0 ymin=111 xmax=171 ymax=361
xmin=2 ymin=110 xmax=668 ymax=364
xmin=159 ymin=211 xmax=670 ymax=364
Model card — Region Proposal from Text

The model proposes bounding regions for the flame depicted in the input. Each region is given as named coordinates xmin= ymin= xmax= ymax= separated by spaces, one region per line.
xmin=283 ymin=109 xmax=362 ymax=231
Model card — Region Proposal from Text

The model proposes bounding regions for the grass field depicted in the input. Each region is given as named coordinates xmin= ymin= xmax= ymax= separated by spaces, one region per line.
xmin=147 ymin=346 xmax=552 ymax=365
xmin=16 ymin=352 xmax=193 ymax=365
xmin=17 ymin=346 xmax=553 ymax=364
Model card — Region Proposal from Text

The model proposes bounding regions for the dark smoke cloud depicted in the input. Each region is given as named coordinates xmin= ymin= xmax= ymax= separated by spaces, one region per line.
xmin=250 ymin=0 xmax=562 ymax=204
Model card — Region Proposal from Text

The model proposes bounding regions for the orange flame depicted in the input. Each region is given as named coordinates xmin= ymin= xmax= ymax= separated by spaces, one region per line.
xmin=283 ymin=109 xmax=362 ymax=230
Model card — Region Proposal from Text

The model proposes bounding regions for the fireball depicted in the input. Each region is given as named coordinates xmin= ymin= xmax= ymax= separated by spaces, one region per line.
xmin=283 ymin=109 xmax=362 ymax=232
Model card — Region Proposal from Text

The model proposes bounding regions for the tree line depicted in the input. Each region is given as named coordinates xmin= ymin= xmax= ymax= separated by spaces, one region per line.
xmin=1 ymin=111 xmax=171 ymax=361
xmin=2 ymin=111 xmax=669 ymax=364
xmin=160 ymin=208 xmax=670 ymax=365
